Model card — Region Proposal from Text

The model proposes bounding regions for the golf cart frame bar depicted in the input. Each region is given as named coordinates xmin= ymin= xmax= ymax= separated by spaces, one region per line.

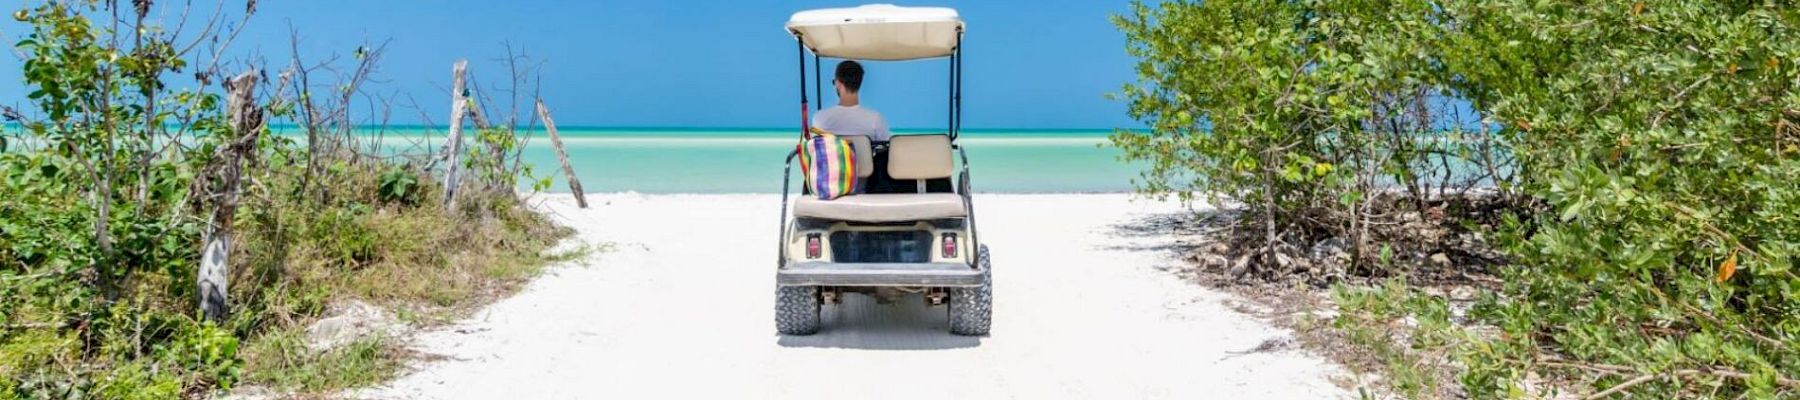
xmin=795 ymin=36 xmax=963 ymax=138
xmin=778 ymin=29 xmax=978 ymax=271
xmin=778 ymin=261 xmax=986 ymax=287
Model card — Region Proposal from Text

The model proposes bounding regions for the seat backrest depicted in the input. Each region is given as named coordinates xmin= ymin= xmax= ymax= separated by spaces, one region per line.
xmin=888 ymin=134 xmax=953 ymax=180
xmin=844 ymin=135 xmax=874 ymax=178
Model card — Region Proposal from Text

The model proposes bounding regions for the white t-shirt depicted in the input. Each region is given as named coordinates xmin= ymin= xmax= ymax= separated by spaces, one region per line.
xmin=811 ymin=105 xmax=891 ymax=141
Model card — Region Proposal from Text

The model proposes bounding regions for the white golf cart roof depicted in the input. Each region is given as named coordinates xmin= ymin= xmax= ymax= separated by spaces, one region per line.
xmin=786 ymin=4 xmax=964 ymax=61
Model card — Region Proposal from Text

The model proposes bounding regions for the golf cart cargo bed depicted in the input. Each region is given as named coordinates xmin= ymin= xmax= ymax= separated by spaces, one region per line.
xmin=778 ymin=261 xmax=985 ymax=287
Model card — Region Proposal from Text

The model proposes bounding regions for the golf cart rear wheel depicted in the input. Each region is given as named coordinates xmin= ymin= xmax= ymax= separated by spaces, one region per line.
xmin=775 ymin=285 xmax=822 ymax=335
xmin=948 ymin=245 xmax=993 ymax=336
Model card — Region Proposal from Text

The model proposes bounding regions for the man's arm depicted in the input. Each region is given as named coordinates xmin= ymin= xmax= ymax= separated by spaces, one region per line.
xmin=874 ymin=113 xmax=893 ymax=142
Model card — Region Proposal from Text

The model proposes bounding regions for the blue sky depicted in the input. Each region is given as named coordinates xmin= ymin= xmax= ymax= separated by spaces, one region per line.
xmin=0 ymin=1 xmax=1142 ymax=129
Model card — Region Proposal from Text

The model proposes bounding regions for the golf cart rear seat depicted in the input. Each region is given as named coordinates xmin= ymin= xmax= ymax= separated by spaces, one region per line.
xmin=793 ymin=134 xmax=966 ymax=223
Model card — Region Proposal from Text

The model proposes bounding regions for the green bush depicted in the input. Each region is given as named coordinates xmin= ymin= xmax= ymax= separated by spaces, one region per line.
xmin=1112 ymin=0 xmax=1503 ymax=278
xmin=378 ymin=165 xmax=422 ymax=206
xmin=1 ymin=1 xmax=567 ymax=396
xmin=1117 ymin=0 xmax=1799 ymax=397
xmin=311 ymin=206 xmax=379 ymax=267
xmin=156 ymin=323 xmax=244 ymax=388
xmin=1446 ymin=1 xmax=1800 ymax=397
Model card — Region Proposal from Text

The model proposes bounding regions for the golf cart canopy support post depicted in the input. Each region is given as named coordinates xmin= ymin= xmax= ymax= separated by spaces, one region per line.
xmin=815 ymin=54 xmax=823 ymax=111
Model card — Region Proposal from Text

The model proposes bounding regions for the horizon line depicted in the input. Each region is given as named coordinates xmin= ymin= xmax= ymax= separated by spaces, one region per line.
xmin=266 ymin=124 xmax=1132 ymax=132
xmin=2 ymin=122 xmax=1136 ymax=132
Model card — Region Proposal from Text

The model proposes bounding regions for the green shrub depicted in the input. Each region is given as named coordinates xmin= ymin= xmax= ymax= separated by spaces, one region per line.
xmin=1 ymin=1 xmax=568 ymax=397
xmin=156 ymin=323 xmax=244 ymax=389
xmin=311 ymin=205 xmax=379 ymax=267
xmin=1445 ymin=1 xmax=1800 ymax=397
xmin=378 ymin=165 xmax=422 ymax=206
xmin=1112 ymin=0 xmax=1502 ymax=277
xmin=1118 ymin=0 xmax=1800 ymax=397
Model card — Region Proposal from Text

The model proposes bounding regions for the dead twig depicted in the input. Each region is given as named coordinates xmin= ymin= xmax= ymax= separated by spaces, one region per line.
xmin=1 ymin=105 xmax=24 ymax=122
xmin=2 ymin=322 xmax=63 ymax=330
xmin=1585 ymin=372 xmax=1670 ymax=399
xmin=1677 ymin=302 xmax=1788 ymax=352
xmin=1584 ymin=368 xmax=1800 ymax=399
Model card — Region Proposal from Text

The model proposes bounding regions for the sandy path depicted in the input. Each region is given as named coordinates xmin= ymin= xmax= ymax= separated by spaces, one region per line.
xmin=364 ymin=194 xmax=1348 ymax=399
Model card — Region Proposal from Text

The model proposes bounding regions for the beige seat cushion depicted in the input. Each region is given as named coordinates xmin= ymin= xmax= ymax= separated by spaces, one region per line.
xmin=794 ymin=193 xmax=967 ymax=222
xmin=888 ymin=134 xmax=953 ymax=180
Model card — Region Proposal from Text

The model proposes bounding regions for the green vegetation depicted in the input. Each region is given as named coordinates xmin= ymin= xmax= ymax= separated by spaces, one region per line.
xmin=1454 ymin=2 xmax=1799 ymax=397
xmin=1 ymin=1 xmax=568 ymax=397
xmin=240 ymin=332 xmax=400 ymax=393
xmin=1113 ymin=0 xmax=1508 ymax=281
xmin=1328 ymin=281 xmax=1460 ymax=399
xmin=1117 ymin=0 xmax=1799 ymax=397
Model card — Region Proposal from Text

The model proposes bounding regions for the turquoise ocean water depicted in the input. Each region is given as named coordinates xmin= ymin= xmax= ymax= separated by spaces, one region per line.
xmin=352 ymin=127 xmax=1141 ymax=194
xmin=5 ymin=124 xmax=1503 ymax=193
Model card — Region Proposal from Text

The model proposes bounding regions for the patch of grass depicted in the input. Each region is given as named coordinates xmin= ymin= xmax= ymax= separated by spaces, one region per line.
xmin=1323 ymin=280 xmax=1467 ymax=399
xmin=240 ymin=328 xmax=401 ymax=393
xmin=325 ymin=197 xmax=573 ymax=317
xmin=224 ymin=166 xmax=574 ymax=392
xmin=90 ymin=361 xmax=185 ymax=400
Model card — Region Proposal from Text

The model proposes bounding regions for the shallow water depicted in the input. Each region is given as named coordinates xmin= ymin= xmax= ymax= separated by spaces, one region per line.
xmin=346 ymin=127 xmax=1143 ymax=194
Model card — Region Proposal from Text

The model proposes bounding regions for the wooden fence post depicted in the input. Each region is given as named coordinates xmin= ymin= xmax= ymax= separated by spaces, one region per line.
xmin=535 ymin=99 xmax=588 ymax=208
xmin=442 ymin=60 xmax=469 ymax=210
xmin=198 ymin=70 xmax=263 ymax=323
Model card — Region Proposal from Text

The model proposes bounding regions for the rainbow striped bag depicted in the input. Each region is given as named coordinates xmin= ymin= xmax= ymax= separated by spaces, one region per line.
xmin=798 ymin=129 xmax=859 ymax=200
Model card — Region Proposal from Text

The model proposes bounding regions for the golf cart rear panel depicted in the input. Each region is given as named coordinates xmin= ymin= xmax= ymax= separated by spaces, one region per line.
xmin=779 ymin=218 xmax=979 ymax=287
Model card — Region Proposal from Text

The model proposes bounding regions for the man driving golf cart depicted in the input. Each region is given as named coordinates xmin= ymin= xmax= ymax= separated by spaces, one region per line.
xmin=776 ymin=4 xmax=991 ymax=336
xmin=813 ymin=60 xmax=892 ymax=142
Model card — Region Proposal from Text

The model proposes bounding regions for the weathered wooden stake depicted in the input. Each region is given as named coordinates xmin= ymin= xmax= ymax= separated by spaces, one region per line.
xmin=535 ymin=99 xmax=588 ymax=208
xmin=442 ymin=60 xmax=469 ymax=210
xmin=199 ymin=70 xmax=263 ymax=323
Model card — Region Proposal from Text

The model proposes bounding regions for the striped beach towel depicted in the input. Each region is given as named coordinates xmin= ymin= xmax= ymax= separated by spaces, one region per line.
xmin=798 ymin=128 xmax=859 ymax=200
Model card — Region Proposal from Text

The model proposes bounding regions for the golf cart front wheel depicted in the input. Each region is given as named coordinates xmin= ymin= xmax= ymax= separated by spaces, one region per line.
xmin=948 ymin=245 xmax=993 ymax=336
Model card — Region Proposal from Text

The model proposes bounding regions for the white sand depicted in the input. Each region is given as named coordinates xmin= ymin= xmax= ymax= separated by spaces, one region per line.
xmin=362 ymin=194 xmax=1349 ymax=399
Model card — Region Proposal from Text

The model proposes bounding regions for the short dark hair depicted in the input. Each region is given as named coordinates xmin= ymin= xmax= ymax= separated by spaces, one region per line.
xmin=835 ymin=60 xmax=864 ymax=93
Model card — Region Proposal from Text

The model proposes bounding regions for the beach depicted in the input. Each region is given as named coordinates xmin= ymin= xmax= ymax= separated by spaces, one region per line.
xmin=362 ymin=193 xmax=1349 ymax=399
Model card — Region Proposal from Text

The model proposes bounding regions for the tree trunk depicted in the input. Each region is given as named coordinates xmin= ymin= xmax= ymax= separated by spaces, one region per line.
xmin=535 ymin=100 xmax=588 ymax=208
xmin=199 ymin=71 xmax=263 ymax=323
xmin=1261 ymin=153 xmax=1280 ymax=274
xmin=443 ymin=60 xmax=469 ymax=210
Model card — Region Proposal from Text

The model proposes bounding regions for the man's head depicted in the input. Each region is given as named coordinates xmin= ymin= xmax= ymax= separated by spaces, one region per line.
xmin=833 ymin=60 xmax=864 ymax=97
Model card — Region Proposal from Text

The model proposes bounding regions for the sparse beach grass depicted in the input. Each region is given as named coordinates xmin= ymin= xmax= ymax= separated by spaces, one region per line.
xmin=225 ymin=175 xmax=578 ymax=396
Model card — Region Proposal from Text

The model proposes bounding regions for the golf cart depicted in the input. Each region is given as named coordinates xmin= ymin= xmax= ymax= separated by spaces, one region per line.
xmin=775 ymin=5 xmax=990 ymax=336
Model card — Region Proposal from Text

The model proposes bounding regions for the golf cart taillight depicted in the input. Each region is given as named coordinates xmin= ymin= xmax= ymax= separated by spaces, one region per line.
xmin=806 ymin=234 xmax=822 ymax=259
xmin=942 ymin=233 xmax=958 ymax=258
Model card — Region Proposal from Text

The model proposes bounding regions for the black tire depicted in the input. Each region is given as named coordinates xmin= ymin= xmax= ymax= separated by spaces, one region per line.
xmin=775 ymin=285 xmax=822 ymax=335
xmin=948 ymin=245 xmax=993 ymax=336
